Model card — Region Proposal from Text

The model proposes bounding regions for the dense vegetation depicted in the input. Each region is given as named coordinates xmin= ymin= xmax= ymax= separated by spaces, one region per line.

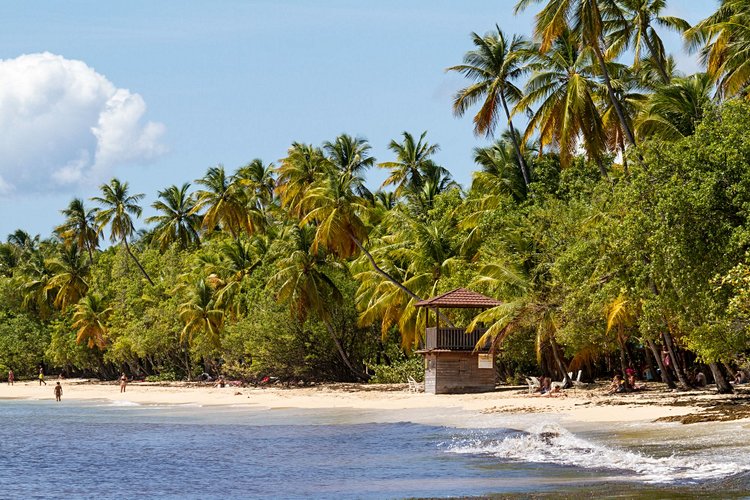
xmin=4 ymin=1 xmax=750 ymax=392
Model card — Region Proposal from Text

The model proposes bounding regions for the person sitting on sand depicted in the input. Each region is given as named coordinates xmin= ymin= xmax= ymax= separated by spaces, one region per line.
xmin=120 ymin=373 xmax=128 ymax=393
xmin=215 ymin=376 xmax=226 ymax=388
xmin=734 ymin=370 xmax=748 ymax=384
xmin=539 ymin=376 xmax=551 ymax=395
xmin=608 ymin=375 xmax=626 ymax=394
xmin=54 ymin=382 xmax=62 ymax=402
xmin=694 ymin=371 xmax=707 ymax=387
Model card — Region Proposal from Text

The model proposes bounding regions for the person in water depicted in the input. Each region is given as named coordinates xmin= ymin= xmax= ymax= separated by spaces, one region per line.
xmin=38 ymin=367 xmax=46 ymax=386
xmin=54 ymin=382 xmax=62 ymax=402
xmin=120 ymin=373 xmax=128 ymax=393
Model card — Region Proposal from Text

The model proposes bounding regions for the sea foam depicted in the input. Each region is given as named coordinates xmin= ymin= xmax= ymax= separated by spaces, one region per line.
xmin=444 ymin=423 xmax=748 ymax=484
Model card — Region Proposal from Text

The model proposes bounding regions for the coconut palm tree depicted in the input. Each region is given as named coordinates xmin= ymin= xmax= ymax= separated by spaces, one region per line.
xmin=45 ymin=244 xmax=89 ymax=311
xmin=194 ymin=166 xmax=264 ymax=239
xmin=379 ymin=131 xmax=442 ymax=197
xmin=235 ymin=158 xmax=276 ymax=209
xmin=269 ymin=224 xmax=368 ymax=380
xmin=634 ymin=73 xmax=713 ymax=141
xmin=323 ymin=134 xmax=374 ymax=197
xmin=276 ymin=143 xmax=330 ymax=217
xmin=201 ymin=237 xmax=264 ymax=317
xmin=607 ymin=0 xmax=689 ymax=83
xmin=72 ymin=293 xmax=112 ymax=349
xmin=516 ymin=32 xmax=609 ymax=174
xmin=178 ymin=278 xmax=224 ymax=348
xmin=146 ymin=183 xmax=201 ymax=251
xmin=447 ymin=27 xmax=532 ymax=186
xmin=91 ymin=178 xmax=154 ymax=286
xmin=55 ymin=198 xmax=99 ymax=265
xmin=686 ymin=0 xmax=750 ymax=98
xmin=472 ymin=135 xmax=530 ymax=203
xmin=515 ymin=0 xmax=637 ymax=147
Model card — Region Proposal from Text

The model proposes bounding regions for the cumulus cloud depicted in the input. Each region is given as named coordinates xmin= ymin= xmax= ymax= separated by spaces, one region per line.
xmin=0 ymin=52 xmax=167 ymax=194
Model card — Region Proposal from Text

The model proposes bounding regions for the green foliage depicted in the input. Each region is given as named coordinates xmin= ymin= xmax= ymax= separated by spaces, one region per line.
xmin=0 ymin=313 xmax=50 ymax=377
xmin=367 ymin=356 xmax=423 ymax=384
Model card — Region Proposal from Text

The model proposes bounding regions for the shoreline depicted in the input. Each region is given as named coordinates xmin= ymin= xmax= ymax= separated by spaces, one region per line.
xmin=3 ymin=379 xmax=749 ymax=426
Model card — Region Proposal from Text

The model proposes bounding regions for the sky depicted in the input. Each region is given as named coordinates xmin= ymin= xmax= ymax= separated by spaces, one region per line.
xmin=0 ymin=0 xmax=718 ymax=239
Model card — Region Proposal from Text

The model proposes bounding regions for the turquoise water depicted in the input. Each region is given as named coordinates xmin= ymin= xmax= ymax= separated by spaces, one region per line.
xmin=0 ymin=400 xmax=748 ymax=498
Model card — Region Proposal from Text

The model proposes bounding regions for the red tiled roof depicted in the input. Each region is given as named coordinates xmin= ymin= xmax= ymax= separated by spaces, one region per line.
xmin=414 ymin=288 xmax=502 ymax=309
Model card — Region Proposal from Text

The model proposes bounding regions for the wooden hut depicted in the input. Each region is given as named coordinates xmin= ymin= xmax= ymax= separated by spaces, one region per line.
xmin=415 ymin=288 xmax=502 ymax=394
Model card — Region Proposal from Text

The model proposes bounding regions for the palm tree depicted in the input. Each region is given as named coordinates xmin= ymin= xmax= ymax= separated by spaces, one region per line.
xmin=607 ymin=0 xmax=689 ymax=83
xmin=472 ymin=136 xmax=529 ymax=203
xmin=55 ymin=198 xmax=99 ymax=265
xmin=7 ymin=229 xmax=39 ymax=254
xmin=323 ymin=134 xmax=374 ymax=197
xmin=146 ymin=183 xmax=201 ymax=251
xmin=516 ymin=32 xmax=609 ymax=174
xmin=194 ymin=166 xmax=263 ymax=239
xmin=515 ymin=0 xmax=637 ymax=147
xmin=634 ymin=73 xmax=713 ymax=141
xmin=201 ymin=237 xmax=264 ymax=317
xmin=178 ymin=278 xmax=224 ymax=348
xmin=45 ymin=245 xmax=89 ymax=310
xmin=276 ymin=143 xmax=330 ymax=217
xmin=92 ymin=178 xmax=154 ymax=286
xmin=71 ymin=293 xmax=112 ymax=349
xmin=379 ymin=131 xmax=441 ymax=197
xmin=269 ymin=224 xmax=368 ymax=380
xmin=235 ymin=158 xmax=276 ymax=208
xmin=447 ymin=27 xmax=532 ymax=186
xmin=686 ymin=0 xmax=750 ymax=98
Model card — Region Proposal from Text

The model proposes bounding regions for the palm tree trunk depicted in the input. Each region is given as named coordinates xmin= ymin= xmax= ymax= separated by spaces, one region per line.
xmin=122 ymin=238 xmax=155 ymax=286
xmin=350 ymin=234 xmax=455 ymax=327
xmin=709 ymin=362 xmax=733 ymax=394
xmin=662 ymin=330 xmax=689 ymax=389
xmin=549 ymin=337 xmax=571 ymax=387
xmin=593 ymin=45 xmax=637 ymax=147
xmin=85 ymin=240 xmax=94 ymax=266
xmin=647 ymin=339 xmax=675 ymax=388
xmin=499 ymin=93 xmax=531 ymax=187
xmin=325 ymin=322 xmax=370 ymax=381
xmin=641 ymin=26 xmax=671 ymax=84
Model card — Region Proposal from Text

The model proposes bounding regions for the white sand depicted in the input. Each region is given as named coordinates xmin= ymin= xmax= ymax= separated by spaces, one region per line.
xmin=0 ymin=379 xmax=716 ymax=425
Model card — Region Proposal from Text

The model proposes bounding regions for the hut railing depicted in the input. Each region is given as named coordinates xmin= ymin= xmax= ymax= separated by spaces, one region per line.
xmin=424 ymin=327 xmax=490 ymax=351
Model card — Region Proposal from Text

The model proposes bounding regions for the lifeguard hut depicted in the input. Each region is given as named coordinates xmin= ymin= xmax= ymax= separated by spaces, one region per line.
xmin=415 ymin=288 xmax=502 ymax=394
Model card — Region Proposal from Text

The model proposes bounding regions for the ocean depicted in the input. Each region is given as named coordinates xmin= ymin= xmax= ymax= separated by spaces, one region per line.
xmin=1 ymin=399 xmax=749 ymax=499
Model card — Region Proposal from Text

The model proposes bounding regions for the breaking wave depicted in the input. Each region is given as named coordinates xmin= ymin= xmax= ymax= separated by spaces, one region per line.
xmin=444 ymin=423 xmax=748 ymax=484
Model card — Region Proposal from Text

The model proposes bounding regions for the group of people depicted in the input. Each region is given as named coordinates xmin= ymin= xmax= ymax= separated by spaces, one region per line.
xmin=6 ymin=368 xmax=130 ymax=401
xmin=533 ymin=376 xmax=565 ymax=397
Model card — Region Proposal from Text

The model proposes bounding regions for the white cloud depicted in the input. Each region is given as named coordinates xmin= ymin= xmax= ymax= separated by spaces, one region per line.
xmin=0 ymin=52 xmax=167 ymax=194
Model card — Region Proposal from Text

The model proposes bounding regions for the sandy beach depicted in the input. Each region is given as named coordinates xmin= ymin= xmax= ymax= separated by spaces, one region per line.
xmin=3 ymin=379 xmax=748 ymax=426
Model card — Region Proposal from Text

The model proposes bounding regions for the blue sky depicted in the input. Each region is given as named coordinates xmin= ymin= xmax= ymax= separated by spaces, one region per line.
xmin=0 ymin=0 xmax=718 ymax=239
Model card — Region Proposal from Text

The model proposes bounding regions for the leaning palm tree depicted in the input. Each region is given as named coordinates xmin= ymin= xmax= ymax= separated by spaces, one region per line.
xmin=379 ymin=131 xmax=441 ymax=197
xmin=269 ymin=224 xmax=368 ymax=380
xmin=72 ymin=293 xmax=112 ymax=349
xmin=92 ymin=178 xmax=154 ymax=286
xmin=146 ymin=183 xmax=201 ymax=251
xmin=55 ymin=198 xmax=99 ymax=265
xmin=515 ymin=0 xmax=637 ymax=147
xmin=447 ymin=27 xmax=532 ymax=186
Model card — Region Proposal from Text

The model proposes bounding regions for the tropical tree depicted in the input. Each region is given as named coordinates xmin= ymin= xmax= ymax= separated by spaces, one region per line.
xmin=323 ymin=134 xmax=374 ymax=197
xmin=515 ymin=0 xmax=637 ymax=147
xmin=379 ymin=131 xmax=442 ymax=197
xmin=194 ymin=166 xmax=264 ymax=239
xmin=45 ymin=245 xmax=89 ymax=311
xmin=92 ymin=178 xmax=154 ymax=286
xmin=276 ymin=143 xmax=330 ymax=217
xmin=55 ymin=198 xmax=99 ymax=265
xmin=516 ymin=31 xmax=609 ymax=174
xmin=607 ymin=0 xmax=689 ymax=83
xmin=447 ymin=27 xmax=532 ymax=186
xmin=235 ymin=158 xmax=276 ymax=209
xmin=72 ymin=293 xmax=112 ymax=349
xmin=146 ymin=183 xmax=201 ymax=251
xmin=178 ymin=278 xmax=224 ymax=349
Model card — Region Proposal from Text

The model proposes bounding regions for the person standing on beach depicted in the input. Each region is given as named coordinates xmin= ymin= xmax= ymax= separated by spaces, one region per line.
xmin=54 ymin=382 xmax=62 ymax=402
xmin=120 ymin=373 xmax=127 ymax=393
xmin=38 ymin=367 xmax=46 ymax=386
xmin=8 ymin=369 xmax=13 ymax=385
